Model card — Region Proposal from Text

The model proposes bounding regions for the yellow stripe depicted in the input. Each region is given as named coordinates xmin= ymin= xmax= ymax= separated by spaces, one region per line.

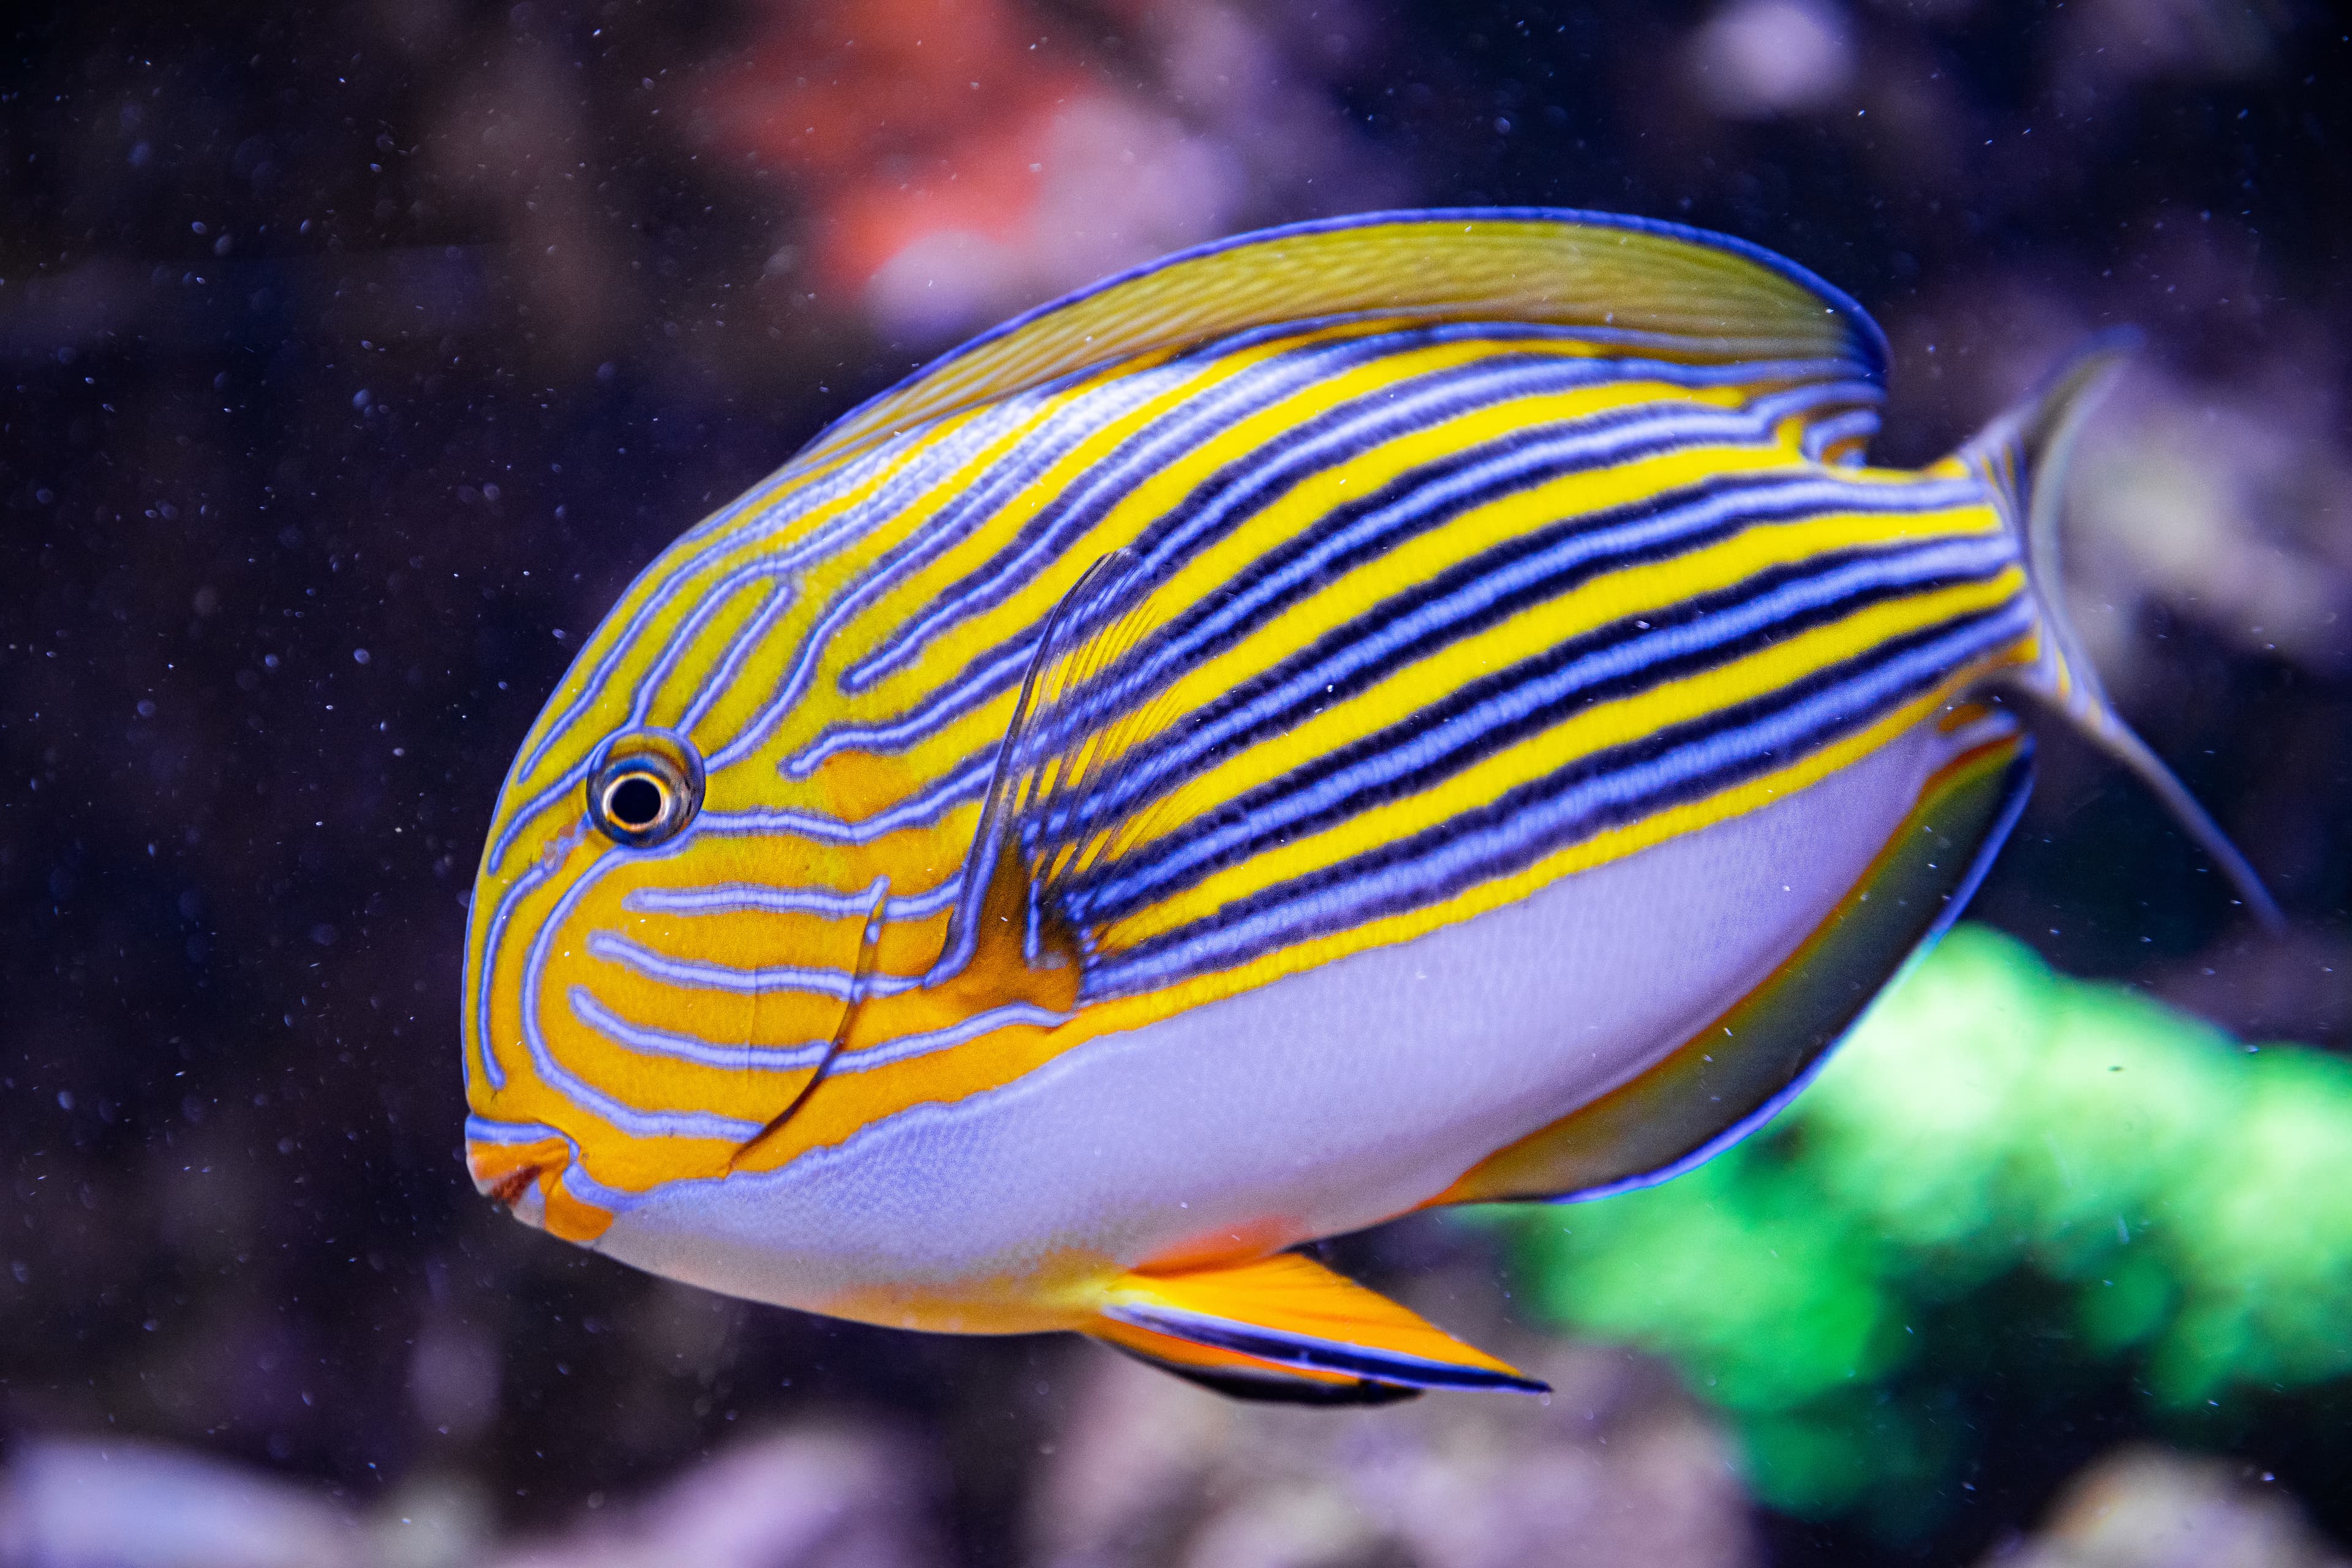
xmin=469 ymin=320 xmax=2019 ymax=1206
xmin=1117 ymin=568 xmax=2029 ymax=943
xmin=784 ymin=332 xmax=1635 ymax=785
xmin=1143 ymin=499 xmax=2005 ymax=860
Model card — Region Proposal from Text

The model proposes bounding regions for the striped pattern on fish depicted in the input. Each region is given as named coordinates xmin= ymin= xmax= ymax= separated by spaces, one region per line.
xmin=469 ymin=319 xmax=2013 ymax=1150
xmin=461 ymin=208 xmax=2277 ymax=1403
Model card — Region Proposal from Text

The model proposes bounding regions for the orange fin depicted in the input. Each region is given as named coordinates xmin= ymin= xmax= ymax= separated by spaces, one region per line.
xmin=1089 ymin=1317 xmax=1422 ymax=1406
xmin=1092 ymin=1251 xmax=1546 ymax=1397
xmin=1436 ymin=722 xmax=2032 ymax=1205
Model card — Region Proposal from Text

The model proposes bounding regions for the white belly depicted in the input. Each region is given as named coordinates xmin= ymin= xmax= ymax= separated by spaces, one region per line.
xmin=595 ymin=722 xmax=1947 ymax=1323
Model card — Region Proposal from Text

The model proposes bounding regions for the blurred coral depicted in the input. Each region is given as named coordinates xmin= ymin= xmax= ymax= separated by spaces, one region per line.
xmin=695 ymin=0 xmax=1393 ymax=343
xmin=1686 ymin=0 xmax=1858 ymax=119
xmin=2 ymin=0 xmax=2347 ymax=1562
xmin=1027 ymin=1332 xmax=1755 ymax=1568
xmin=1989 ymin=1446 xmax=2348 ymax=1568
xmin=0 ymin=1438 xmax=364 ymax=1568
xmin=1494 ymin=925 xmax=2352 ymax=1529
xmin=484 ymin=1426 xmax=946 ymax=1568
xmin=0 ymin=1426 xmax=941 ymax=1568
xmin=2067 ymin=362 xmax=2352 ymax=684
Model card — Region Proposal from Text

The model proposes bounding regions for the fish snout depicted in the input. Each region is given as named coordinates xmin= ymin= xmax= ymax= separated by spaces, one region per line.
xmin=467 ymin=1137 xmax=555 ymax=1231
xmin=478 ymin=1159 xmax=550 ymax=1230
xmin=464 ymin=1131 xmax=611 ymax=1241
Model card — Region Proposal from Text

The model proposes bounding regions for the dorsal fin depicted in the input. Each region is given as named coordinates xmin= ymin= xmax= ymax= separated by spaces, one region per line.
xmin=1960 ymin=335 xmax=2283 ymax=932
xmin=798 ymin=208 xmax=1889 ymax=473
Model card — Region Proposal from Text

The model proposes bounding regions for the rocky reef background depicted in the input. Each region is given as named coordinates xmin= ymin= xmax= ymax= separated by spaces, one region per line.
xmin=3 ymin=1 xmax=2348 ymax=1562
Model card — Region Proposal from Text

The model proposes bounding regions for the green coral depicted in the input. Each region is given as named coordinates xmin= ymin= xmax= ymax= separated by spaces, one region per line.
xmin=1484 ymin=923 xmax=2352 ymax=1521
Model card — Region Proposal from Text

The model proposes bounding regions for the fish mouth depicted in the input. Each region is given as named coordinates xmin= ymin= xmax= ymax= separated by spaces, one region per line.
xmin=468 ymin=1143 xmax=554 ymax=1231
xmin=464 ymin=1132 xmax=611 ymax=1240
xmin=484 ymin=1163 xmax=542 ymax=1210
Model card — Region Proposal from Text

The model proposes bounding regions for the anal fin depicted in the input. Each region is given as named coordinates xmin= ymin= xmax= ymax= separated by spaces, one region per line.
xmin=1091 ymin=1319 xmax=1423 ymax=1406
xmin=1436 ymin=720 xmax=2032 ymax=1205
xmin=1090 ymin=1251 xmax=1547 ymax=1398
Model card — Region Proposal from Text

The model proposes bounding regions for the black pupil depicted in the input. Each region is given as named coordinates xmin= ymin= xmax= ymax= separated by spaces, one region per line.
xmin=608 ymin=775 xmax=665 ymax=828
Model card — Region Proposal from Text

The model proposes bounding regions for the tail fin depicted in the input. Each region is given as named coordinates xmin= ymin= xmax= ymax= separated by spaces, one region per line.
xmin=1961 ymin=334 xmax=2283 ymax=932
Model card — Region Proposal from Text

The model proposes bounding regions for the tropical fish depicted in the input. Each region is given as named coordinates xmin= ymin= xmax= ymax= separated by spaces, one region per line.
xmin=462 ymin=209 xmax=2278 ymax=1403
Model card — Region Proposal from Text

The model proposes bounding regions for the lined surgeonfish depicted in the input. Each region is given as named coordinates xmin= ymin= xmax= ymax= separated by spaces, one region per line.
xmin=462 ymin=209 xmax=2279 ymax=1403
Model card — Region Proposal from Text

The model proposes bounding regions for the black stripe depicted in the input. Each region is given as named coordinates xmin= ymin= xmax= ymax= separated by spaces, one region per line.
xmin=988 ymin=400 xmax=1785 ymax=804
xmin=1090 ymin=602 xmax=2026 ymax=989
xmin=1102 ymin=394 xmax=1768 ymax=687
xmin=795 ymin=339 xmax=1691 ymax=769
xmin=1110 ymin=1308 xmax=1547 ymax=1392
xmin=1039 ymin=469 xmax=1896 ymax=841
xmin=836 ymin=322 xmax=1446 ymax=692
xmin=851 ymin=329 xmax=1618 ymax=682
xmin=1064 ymin=544 xmax=2015 ymax=924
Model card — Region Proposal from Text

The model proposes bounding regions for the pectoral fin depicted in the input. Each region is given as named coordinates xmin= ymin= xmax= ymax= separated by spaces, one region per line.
xmin=728 ymin=877 xmax=891 ymax=1173
xmin=929 ymin=548 xmax=1175 ymax=990
xmin=1088 ymin=1250 xmax=1547 ymax=1400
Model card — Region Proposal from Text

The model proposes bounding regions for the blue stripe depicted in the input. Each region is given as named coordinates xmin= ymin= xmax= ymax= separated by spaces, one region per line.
xmin=790 ymin=386 xmax=1779 ymax=777
xmin=831 ymin=327 xmax=1431 ymax=693
xmin=835 ymin=328 xmax=1749 ymax=696
xmin=1040 ymin=473 xmax=1986 ymax=849
xmin=786 ymin=339 xmax=1562 ymax=766
xmin=703 ymin=364 xmax=1188 ymax=770
xmin=469 ymin=848 xmax=575 ymax=1089
xmin=1028 ymin=415 xmax=1834 ymax=765
xmin=1803 ymin=408 xmax=1880 ymax=464
xmin=585 ymin=930 xmax=924 ymax=1000
xmin=692 ymin=753 xmax=990 ymax=846
xmin=1101 ymin=1303 xmax=1544 ymax=1392
xmin=625 ymin=875 xmax=963 ymax=921
xmin=514 ymin=392 xmax=1033 ymax=794
xmin=1747 ymin=378 xmax=1883 ymax=432
xmin=832 ymin=1001 xmax=1072 ymax=1072
xmin=513 ymin=840 xmax=772 ymax=1142
xmin=570 ymin=986 xmax=832 ymax=1072
xmin=483 ymin=756 xmax=593 ymax=880
xmin=512 ymin=429 xmax=910 ymax=783
xmin=1093 ymin=598 xmax=2036 ymax=993
xmin=662 ymin=576 xmax=790 ymax=737
xmin=465 ymin=1112 xmax=567 ymax=1145
xmin=1072 ymin=533 xmax=2018 ymax=922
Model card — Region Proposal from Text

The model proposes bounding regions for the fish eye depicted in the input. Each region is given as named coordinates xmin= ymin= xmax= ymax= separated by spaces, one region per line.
xmin=585 ymin=731 xmax=703 ymax=848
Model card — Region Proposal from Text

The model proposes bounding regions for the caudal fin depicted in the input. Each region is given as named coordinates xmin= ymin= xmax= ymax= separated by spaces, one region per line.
xmin=1960 ymin=335 xmax=2283 ymax=932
